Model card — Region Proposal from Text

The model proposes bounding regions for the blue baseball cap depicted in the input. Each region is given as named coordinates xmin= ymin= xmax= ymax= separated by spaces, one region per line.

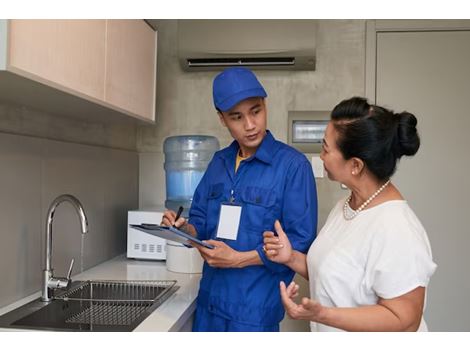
xmin=212 ymin=67 xmax=267 ymax=112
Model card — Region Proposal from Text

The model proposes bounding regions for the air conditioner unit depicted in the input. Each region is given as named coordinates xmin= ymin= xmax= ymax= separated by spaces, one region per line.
xmin=177 ymin=20 xmax=317 ymax=71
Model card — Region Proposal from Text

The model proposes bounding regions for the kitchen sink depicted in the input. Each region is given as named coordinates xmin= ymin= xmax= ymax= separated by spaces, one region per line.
xmin=0 ymin=280 xmax=177 ymax=331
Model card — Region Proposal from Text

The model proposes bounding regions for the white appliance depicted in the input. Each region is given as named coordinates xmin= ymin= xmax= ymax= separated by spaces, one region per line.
xmin=127 ymin=210 xmax=166 ymax=260
xmin=166 ymin=240 xmax=203 ymax=274
xmin=177 ymin=20 xmax=317 ymax=71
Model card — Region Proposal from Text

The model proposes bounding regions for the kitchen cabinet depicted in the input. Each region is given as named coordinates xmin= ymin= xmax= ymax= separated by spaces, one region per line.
xmin=8 ymin=20 xmax=106 ymax=101
xmin=105 ymin=20 xmax=157 ymax=121
xmin=0 ymin=19 xmax=156 ymax=122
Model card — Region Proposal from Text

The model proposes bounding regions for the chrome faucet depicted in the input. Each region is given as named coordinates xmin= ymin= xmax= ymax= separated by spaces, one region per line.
xmin=42 ymin=194 xmax=88 ymax=302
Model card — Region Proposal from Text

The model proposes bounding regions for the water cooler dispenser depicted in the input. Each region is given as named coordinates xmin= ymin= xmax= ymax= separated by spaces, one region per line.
xmin=164 ymin=135 xmax=219 ymax=217
xmin=163 ymin=135 xmax=219 ymax=273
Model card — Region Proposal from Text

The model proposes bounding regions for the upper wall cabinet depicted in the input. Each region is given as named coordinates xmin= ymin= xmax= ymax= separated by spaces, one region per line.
xmin=105 ymin=20 xmax=156 ymax=121
xmin=0 ymin=19 xmax=157 ymax=122
xmin=8 ymin=20 xmax=107 ymax=101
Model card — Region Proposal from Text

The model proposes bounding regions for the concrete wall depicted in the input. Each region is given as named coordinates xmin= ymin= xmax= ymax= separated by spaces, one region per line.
xmin=138 ymin=19 xmax=367 ymax=331
xmin=0 ymin=101 xmax=139 ymax=308
xmin=139 ymin=19 xmax=366 ymax=210
xmin=0 ymin=99 xmax=138 ymax=151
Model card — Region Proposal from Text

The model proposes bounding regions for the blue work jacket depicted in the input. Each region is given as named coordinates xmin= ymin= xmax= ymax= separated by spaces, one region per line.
xmin=188 ymin=131 xmax=318 ymax=326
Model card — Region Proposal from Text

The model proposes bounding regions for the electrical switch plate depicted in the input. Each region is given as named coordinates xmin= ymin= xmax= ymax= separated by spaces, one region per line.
xmin=311 ymin=155 xmax=324 ymax=178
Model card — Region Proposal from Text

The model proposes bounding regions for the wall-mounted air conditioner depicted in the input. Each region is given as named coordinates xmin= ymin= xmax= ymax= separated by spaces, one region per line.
xmin=177 ymin=20 xmax=317 ymax=71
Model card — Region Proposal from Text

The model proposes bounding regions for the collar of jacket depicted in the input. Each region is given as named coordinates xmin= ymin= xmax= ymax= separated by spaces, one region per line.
xmin=222 ymin=130 xmax=280 ymax=165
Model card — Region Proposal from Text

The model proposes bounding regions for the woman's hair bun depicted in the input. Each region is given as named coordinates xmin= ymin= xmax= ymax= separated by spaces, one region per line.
xmin=395 ymin=112 xmax=420 ymax=157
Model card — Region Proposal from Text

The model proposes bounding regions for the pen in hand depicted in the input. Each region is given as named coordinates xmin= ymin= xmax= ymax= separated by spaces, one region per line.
xmin=173 ymin=206 xmax=184 ymax=228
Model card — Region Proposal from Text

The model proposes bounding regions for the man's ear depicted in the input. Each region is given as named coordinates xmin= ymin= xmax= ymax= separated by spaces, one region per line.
xmin=218 ymin=111 xmax=227 ymax=127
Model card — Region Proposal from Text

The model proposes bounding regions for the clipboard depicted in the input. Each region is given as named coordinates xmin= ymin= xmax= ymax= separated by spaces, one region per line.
xmin=130 ymin=224 xmax=215 ymax=249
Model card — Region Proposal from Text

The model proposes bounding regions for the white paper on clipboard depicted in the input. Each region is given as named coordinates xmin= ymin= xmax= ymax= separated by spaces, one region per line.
xmin=130 ymin=224 xmax=214 ymax=249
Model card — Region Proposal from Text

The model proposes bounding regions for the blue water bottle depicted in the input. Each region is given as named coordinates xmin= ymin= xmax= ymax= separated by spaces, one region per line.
xmin=163 ymin=135 xmax=219 ymax=217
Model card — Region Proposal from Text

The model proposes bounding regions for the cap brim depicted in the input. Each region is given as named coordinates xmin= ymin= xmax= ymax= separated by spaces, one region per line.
xmin=217 ymin=88 xmax=267 ymax=112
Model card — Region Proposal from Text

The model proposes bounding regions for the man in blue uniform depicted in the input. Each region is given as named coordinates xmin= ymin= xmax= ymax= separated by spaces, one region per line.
xmin=162 ymin=67 xmax=317 ymax=331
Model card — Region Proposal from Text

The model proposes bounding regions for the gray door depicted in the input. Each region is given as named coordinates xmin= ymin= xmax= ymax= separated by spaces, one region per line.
xmin=376 ymin=30 xmax=470 ymax=331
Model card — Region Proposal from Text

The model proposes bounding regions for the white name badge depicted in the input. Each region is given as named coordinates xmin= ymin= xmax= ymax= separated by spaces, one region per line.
xmin=216 ymin=203 xmax=242 ymax=241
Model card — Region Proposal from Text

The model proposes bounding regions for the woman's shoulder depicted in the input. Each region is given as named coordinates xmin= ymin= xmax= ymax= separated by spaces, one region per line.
xmin=373 ymin=200 xmax=417 ymax=219
xmin=367 ymin=201 xmax=430 ymax=245
xmin=366 ymin=200 xmax=419 ymax=226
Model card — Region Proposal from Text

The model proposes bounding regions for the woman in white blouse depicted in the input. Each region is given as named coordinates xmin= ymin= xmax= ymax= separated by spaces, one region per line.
xmin=263 ymin=97 xmax=437 ymax=332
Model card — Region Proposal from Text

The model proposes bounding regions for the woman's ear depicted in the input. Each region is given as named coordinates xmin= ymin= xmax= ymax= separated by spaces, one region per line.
xmin=351 ymin=157 xmax=364 ymax=176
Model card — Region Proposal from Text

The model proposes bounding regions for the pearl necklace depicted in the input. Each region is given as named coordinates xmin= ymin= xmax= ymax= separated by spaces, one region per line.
xmin=343 ymin=180 xmax=391 ymax=220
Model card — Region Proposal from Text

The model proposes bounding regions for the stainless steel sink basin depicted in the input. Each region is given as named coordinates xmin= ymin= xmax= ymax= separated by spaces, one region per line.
xmin=0 ymin=280 xmax=177 ymax=331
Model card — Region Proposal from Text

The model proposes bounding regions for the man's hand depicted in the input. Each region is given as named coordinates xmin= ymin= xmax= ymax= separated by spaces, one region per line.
xmin=161 ymin=209 xmax=187 ymax=229
xmin=193 ymin=240 xmax=243 ymax=268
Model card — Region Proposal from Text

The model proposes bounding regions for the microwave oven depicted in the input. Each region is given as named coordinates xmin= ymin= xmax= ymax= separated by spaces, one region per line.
xmin=127 ymin=210 xmax=166 ymax=260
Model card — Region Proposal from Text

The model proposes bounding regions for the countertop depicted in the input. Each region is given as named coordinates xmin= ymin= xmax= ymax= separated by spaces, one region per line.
xmin=0 ymin=255 xmax=201 ymax=331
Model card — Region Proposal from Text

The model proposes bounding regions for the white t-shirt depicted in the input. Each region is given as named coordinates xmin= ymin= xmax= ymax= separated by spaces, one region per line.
xmin=307 ymin=198 xmax=437 ymax=332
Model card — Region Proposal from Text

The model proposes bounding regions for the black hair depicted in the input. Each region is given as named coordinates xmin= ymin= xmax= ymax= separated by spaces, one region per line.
xmin=331 ymin=97 xmax=420 ymax=181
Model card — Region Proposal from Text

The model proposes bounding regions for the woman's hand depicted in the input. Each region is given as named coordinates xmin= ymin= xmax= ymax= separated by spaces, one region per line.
xmin=263 ymin=220 xmax=293 ymax=264
xmin=280 ymin=281 xmax=327 ymax=322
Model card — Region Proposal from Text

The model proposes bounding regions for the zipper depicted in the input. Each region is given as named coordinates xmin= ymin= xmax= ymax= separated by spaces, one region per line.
xmin=229 ymin=189 xmax=235 ymax=203
xmin=229 ymin=152 xmax=251 ymax=204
